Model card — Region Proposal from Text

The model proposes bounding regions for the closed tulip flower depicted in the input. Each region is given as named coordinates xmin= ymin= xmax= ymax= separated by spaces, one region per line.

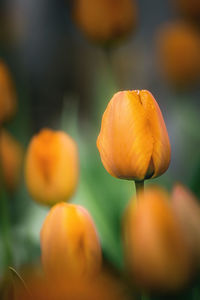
xmin=25 ymin=129 xmax=78 ymax=206
xmin=0 ymin=130 xmax=23 ymax=191
xmin=40 ymin=202 xmax=102 ymax=278
xmin=172 ymin=184 xmax=200 ymax=263
xmin=15 ymin=268 xmax=130 ymax=300
xmin=157 ymin=22 xmax=200 ymax=87
xmin=73 ymin=0 xmax=137 ymax=44
xmin=0 ymin=60 xmax=17 ymax=123
xmin=174 ymin=0 xmax=200 ymax=22
xmin=97 ymin=90 xmax=170 ymax=182
xmin=124 ymin=187 xmax=192 ymax=291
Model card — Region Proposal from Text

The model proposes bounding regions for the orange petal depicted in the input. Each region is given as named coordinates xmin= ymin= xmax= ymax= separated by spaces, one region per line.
xmin=40 ymin=203 xmax=102 ymax=278
xmin=25 ymin=129 xmax=79 ymax=205
xmin=139 ymin=90 xmax=171 ymax=178
xmin=97 ymin=91 xmax=154 ymax=181
xmin=124 ymin=187 xmax=192 ymax=291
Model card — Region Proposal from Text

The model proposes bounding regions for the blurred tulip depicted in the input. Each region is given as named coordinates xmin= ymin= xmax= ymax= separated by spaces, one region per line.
xmin=124 ymin=187 xmax=192 ymax=291
xmin=0 ymin=129 xmax=23 ymax=191
xmin=14 ymin=268 xmax=130 ymax=300
xmin=0 ymin=276 xmax=15 ymax=300
xmin=156 ymin=22 xmax=200 ymax=87
xmin=97 ymin=90 xmax=170 ymax=181
xmin=25 ymin=129 xmax=78 ymax=205
xmin=40 ymin=202 xmax=102 ymax=278
xmin=172 ymin=184 xmax=200 ymax=263
xmin=0 ymin=60 xmax=17 ymax=124
xmin=174 ymin=0 xmax=200 ymax=22
xmin=73 ymin=0 xmax=137 ymax=44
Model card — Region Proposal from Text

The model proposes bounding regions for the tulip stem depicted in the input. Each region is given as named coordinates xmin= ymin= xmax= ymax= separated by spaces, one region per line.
xmin=0 ymin=129 xmax=13 ymax=268
xmin=141 ymin=293 xmax=150 ymax=300
xmin=135 ymin=181 xmax=144 ymax=196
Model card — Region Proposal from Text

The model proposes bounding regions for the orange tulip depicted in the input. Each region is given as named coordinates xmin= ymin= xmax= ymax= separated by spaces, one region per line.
xmin=0 ymin=129 xmax=23 ymax=191
xmin=40 ymin=202 xmax=102 ymax=278
xmin=124 ymin=187 xmax=192 ymax=291
xmin=13 ymin=267 xmax=130 ymax=300
xmin=0 ymin=60 xmax=17 ymax=123
xmin=97 ymin=90 xmax=171 ymax=181
xmin=73 ymin=0 xmax=137 ymax=43
xmin=172 ymin=184 xmax=200 ymax=263
xmin=25 ymin=129 xmax=78 ymax=206
xmin=156 ymin=22 xmax=200 ymax=87
xmin=174 ymin=0 xmax=200 ymax=21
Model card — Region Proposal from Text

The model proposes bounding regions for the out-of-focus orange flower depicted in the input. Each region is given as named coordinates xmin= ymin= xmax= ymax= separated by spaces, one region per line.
xmin=174 ymin=0 xmax=200 ymax=22
xmin=40 ymin=202 xmax=102 ymax=278
xmin=172 ymin=184 xmax=200 ymax=263
xmin=0 ymin=129 xmax=23 ymax=191
xmin=0 ymin=60 xmax=17 ymax=123
xmin=25 ymin=129 xmax=78 ymax=206
xmin=97 ymin=90 xmax=171 ymax=182
xmin=73 ymin=0 xmax=137 ymax=44
xmin=124 ymin=187 xmax=192 ymax=291
xmin=156 ymin=22 xmax=200 ymax=87
xmin=14 ymin=268 xmax=130 ymax=300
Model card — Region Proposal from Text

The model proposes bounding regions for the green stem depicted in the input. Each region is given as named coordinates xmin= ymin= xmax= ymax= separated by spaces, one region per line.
xmin=0 ymin=129 xmax=13 ymax=269
xmin=135 ymin=181 xmax=149 ymax=300
xmin=104 ymin=46 xmax=118 ymax=90
xmin=141 ymin=293 xmax=150 ymax=300
xmin=135 ymin=181 xmax=144 ymax=196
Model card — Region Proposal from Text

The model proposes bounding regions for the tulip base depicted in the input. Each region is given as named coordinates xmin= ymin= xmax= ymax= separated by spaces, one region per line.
xmin=135 ymin=181 xmax=144 ymax=196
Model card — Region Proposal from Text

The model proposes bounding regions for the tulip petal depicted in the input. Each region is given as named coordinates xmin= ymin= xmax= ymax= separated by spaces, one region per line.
xmin=25 ymin=129 xmax=79 ymax=205
xmin=40 ymin=203 xmax=102 ymax=278
xmin=97 ymin=91 xmax=154 ymax=181
xmin=139 ymin=90 xmax=171 ymax=178
xmin=124 ymin=187 xmax=192 ymax=291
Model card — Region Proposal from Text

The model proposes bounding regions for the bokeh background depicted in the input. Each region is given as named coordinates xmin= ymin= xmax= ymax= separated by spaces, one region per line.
xmin=0 ymin=0 xmax=200 ymax=298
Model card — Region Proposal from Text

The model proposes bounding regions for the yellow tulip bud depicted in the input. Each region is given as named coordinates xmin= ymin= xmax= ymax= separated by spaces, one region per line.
xmin=124 ymin=187 xmax=192 ymax=291
xmin=0 ymin=130 xmax=23 ymax=191
xmin=73 ymin=0 xmax=137 ymax=44
xmin=97 ymin=90 xmax=171 ymax=181
xmin=0 ymin=60 xmax=17 ymax=123
xmin=40 ymin=202 xmax=102 ymax=278
xmin=25 ymin=129 xmax=78 ymax=205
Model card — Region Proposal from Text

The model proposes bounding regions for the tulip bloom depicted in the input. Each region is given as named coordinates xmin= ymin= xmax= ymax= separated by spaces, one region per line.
xmin=157 ymin=22 xmax=200 ymax=87
xmin=172 ymin=184 xmax=200 ymax=263
xmin=124 ymin=187 xmax=192 ymax=291
xmin=40 ymin=203 xmax=102 ymax=278
xmin=0 ymin=130 xmax=23 ymax=191
xmin=25 ymin=129 xmax=78 ymax=205
xmin=97 ymin=90 xmax=170 ymax=181
xmin=0 ymin=60 xmax=17 ymax=123
xmin=73 ymin=0 xmax=137 ymax=43
xmin=174 ymin=0 xmax=200 ymax=21
xmin=15 ymin=268 xmax=129 ymax=300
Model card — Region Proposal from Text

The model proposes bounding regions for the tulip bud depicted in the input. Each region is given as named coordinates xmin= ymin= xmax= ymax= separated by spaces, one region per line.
xmin=174 ymin=0 xmax=200 ymax=22
xmin=172 ymin=184 xmax=200 ymax=263
xmin=0 ymin=130 xmax=23 ymax=191
xmin=73 ymin=0 xmax=137 ymax=44
xmin=124 ymin=187 xmax=192 ymax=291
xmin=156 ymin=22 xmax=200 ymax=87
xmin=0 ymin=60 xmax=17 ymax=123
xmin=40 ymin=202 xmax=102 ymax=278
xmin=15 ymin=268 xmax=130 ymax=300
xmin=97 ymin=90 xmax=170 ymax=181
xmin=25 ymin=129 xmax=78 ymax=206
